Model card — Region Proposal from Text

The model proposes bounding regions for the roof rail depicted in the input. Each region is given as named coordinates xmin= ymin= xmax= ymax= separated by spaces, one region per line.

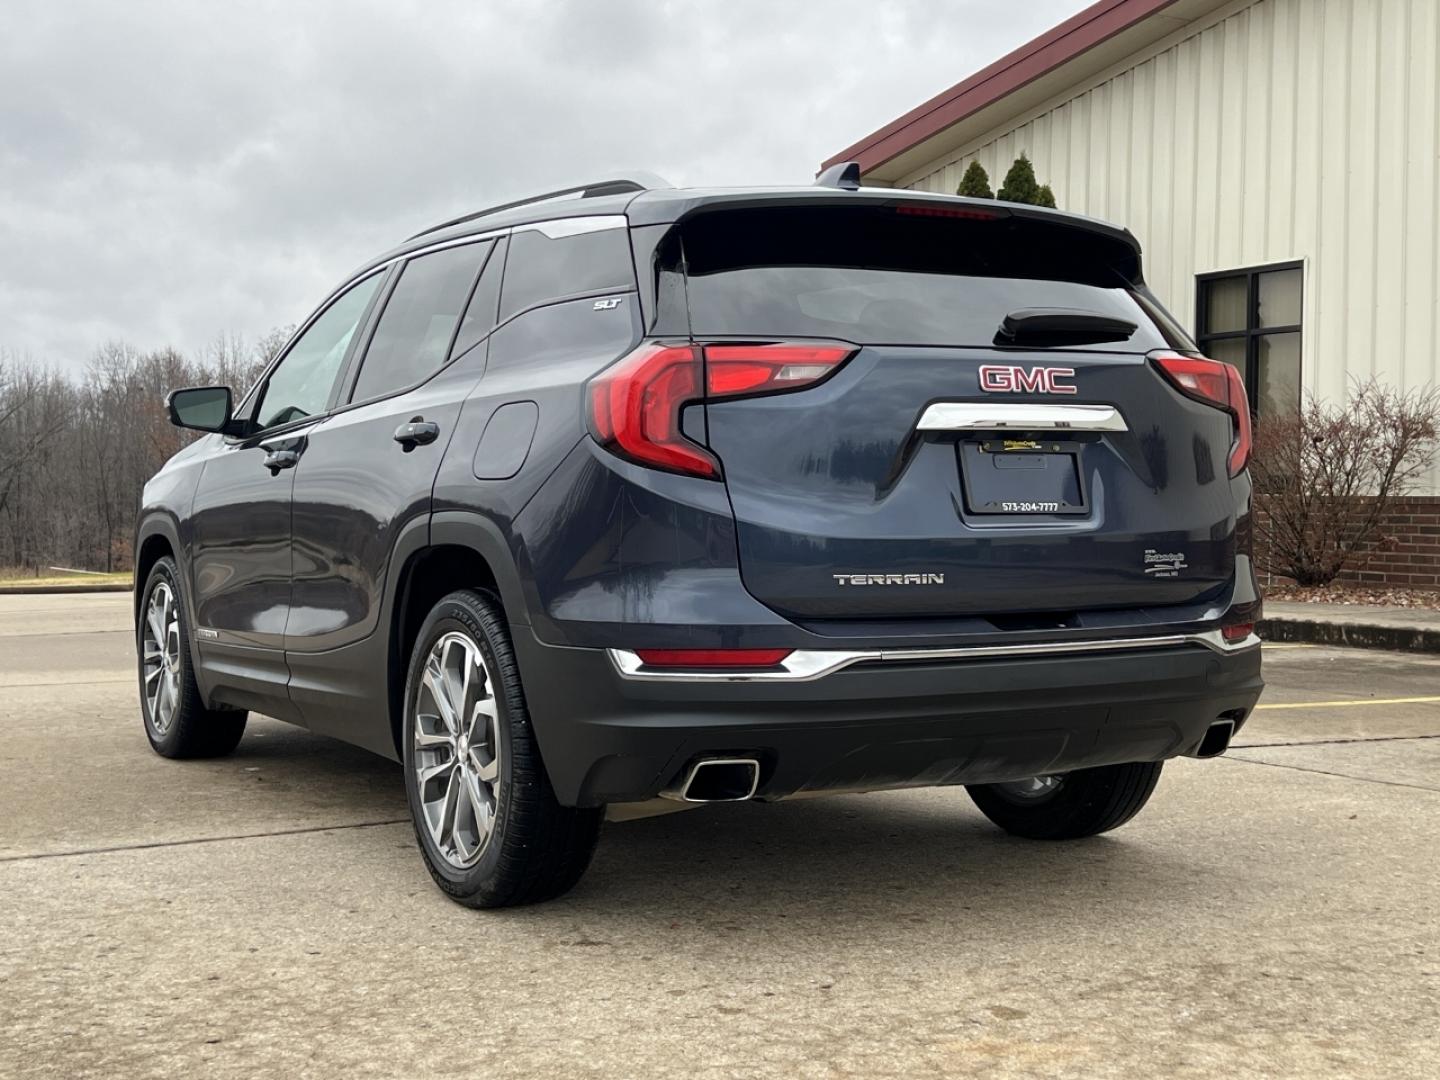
xmin=408 ymin=172 xmax=672 ymax=240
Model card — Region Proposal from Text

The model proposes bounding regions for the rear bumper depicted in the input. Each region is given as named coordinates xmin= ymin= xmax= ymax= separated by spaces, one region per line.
xmin=513 ymin=628 xmax=1264 ymax=808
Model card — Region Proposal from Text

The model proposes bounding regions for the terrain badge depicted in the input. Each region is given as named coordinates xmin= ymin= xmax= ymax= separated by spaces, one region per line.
xmin=833 ymin=573 xmax=945 ymax=586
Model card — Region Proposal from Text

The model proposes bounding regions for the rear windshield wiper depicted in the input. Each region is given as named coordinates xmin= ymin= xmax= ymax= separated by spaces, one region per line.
xmin=995 ymin=308 xmax=1138 ymax=347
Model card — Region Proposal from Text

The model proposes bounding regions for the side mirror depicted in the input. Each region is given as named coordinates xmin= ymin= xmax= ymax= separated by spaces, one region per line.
xmin=167 ymin=386 xmax=234 ymax=433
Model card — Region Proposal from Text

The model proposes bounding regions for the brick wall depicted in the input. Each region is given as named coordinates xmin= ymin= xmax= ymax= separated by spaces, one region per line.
xmin=1254 ymin=495 xmax=1440 ymax=590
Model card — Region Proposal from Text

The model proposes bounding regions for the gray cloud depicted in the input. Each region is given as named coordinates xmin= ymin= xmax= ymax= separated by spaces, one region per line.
xmin=1 ymin=0 xmax=1087 ymax=370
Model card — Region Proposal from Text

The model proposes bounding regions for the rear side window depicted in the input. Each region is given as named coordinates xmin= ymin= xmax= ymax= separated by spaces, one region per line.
xmin=680 ymin=206 xmax=1170 ymax=352
xmin=351 ymin=241 xmax=491 ymax=403
xmin=450 ymin=237 xmax=507 ymax=360
xmin=498 ymin=220 xmax=634 ymax=322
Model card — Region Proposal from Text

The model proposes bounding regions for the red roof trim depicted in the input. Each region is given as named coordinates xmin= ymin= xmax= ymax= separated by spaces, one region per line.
xmin=822 ymin=0 xmax=1183 ymax=176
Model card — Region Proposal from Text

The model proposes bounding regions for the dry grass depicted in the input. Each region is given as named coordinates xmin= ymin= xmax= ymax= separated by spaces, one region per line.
xmin=0 ymin=570 xmax=132 ymax=590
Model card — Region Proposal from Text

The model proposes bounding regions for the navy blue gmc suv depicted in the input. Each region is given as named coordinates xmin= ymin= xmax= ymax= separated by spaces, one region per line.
xmin=135 ymin=168 xmax=1264 ymax=907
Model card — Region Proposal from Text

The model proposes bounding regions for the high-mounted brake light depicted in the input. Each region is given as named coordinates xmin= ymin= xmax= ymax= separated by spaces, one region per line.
xmin=894 ymin=204 xmax=1004 ymax=221
xmin=634 ymin=648 xmax=794 ymax=669
xmin=588 ymin=342 xmax=854 ymax=478
xmin=1150 ymin=351 xmax=1253 ymax=476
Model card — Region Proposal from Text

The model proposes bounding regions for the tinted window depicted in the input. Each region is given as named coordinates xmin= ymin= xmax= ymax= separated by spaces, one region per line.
xmin=255 ymin=272 xmax=384 ymax=430
xmin=498 ymin=221 xmax=634 ymax=321
xmin=486 ymin=293 xmax=637 ymax=374
xmin=450 ymin=237 xmax=507 ymax=360
xmin=351 ymin=241 xmax=491 ymax=403
xmin=681 ymin=206 xmax=1167 ymax=351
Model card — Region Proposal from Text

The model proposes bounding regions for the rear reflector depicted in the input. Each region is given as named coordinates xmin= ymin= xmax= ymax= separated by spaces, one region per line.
xmin=1151 ymin=351 xmax=1253 ymax=476
xmin=634 ymin=648 xmax=794 ymax=669
xmin=1221 ymin=622 xmax=1255 ymax=643
xmin=588 ymin=341 xmax=854 ymax=479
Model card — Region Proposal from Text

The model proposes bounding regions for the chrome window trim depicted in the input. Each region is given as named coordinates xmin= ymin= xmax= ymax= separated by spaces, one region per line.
xmin=608 ymin=629 xmax=1259 ymax=683
xmin=917 ymin=402 xmax=1128 ymax=432
xmin=524 ymin=215 xmax=628 ymax=239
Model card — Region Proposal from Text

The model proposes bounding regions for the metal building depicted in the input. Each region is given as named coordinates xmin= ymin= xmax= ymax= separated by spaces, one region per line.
xmin=823 ymin=0 xmax=1440 ymax=489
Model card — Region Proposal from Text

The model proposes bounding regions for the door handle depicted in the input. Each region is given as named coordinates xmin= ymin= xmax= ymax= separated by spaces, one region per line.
xmin=394 ymin=418 xmax=441 ymax=450
xmin=262 ymin=448 xmax=300 ymax=474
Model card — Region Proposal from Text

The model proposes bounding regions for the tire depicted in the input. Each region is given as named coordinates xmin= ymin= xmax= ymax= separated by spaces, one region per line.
xmin=966 ymin=762 xmax=1163 ymax=840
xmin=137 ymin=556 xmax=247 ymax=759
xmin=402 ymin=589 xmax=602 ymax=908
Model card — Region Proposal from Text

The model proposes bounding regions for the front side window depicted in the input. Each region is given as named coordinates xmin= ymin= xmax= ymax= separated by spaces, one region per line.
xmin=254 ymin=272 xmax=384 ymax=430
xmin=1196 ymin=263 xmax=1303 ymax=417
xmin=350 ymin=241 xmax=493 ymax=403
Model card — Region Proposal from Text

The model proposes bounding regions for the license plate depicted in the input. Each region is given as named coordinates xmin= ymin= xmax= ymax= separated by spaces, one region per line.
xmin=958 ymin=440 xmax=1087 ymax=515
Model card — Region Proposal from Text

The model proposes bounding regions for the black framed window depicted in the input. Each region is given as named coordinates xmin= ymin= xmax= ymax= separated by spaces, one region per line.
xmin=1196 ymin=262 xmax=1302 ymax=417
xmin=349 ymin=240 xmax=492 ymax=404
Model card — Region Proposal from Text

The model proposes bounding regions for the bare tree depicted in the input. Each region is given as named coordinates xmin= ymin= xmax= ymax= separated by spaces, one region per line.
xmin=0 ymin=326 xmax=292 ymax=575
xmin=1251 ymin=379 xmax=1440 ymax=585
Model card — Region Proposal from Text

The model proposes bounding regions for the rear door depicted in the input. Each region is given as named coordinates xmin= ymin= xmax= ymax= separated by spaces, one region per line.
xmin=682 ymin=203 xmax=1240 ymax=620
xmin=285 ymin=237 xmax=497 ymax=664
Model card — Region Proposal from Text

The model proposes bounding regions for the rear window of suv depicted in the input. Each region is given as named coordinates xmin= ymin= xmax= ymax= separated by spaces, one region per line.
xmin=680 ymin=206 xmax=1187 ymax=352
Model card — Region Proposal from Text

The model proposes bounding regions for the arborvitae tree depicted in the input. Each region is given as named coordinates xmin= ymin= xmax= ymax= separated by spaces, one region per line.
xmin=956 ymin=160 xmax=994 ymax=198
xmin=997 ymin=153 xmax=1056 ymax=206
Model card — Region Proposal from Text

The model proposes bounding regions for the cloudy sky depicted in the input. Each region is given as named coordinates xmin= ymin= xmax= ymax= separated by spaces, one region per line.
xmin=1 ymin=0 xmax=1087 ymax=372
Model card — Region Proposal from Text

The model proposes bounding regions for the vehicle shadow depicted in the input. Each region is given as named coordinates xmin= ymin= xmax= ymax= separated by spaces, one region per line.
xmin=548 ymin=795 xmax=1219 ymax=933
xmin=228 ymin=720 xmax=1220 ymax=927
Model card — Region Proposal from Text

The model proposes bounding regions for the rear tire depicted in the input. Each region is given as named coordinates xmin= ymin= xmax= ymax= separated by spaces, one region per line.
xmin=402 ymin=589 xmax=602 ymax=908
xmin=137 ymin=556 xmax=247 ymax=759
xmin=966 ymin=762 xmax=1163 ymax=840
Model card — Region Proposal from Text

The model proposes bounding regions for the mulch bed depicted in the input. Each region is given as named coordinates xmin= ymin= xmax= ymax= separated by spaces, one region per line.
xmin=1262 ymin=582 xmax=1440 ymax=610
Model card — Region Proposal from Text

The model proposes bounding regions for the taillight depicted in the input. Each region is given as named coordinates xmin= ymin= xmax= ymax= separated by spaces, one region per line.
xmin=704 ymin=343 xmax=853 ymax=397
xmin=588 ymin=344 xmax=717 ymax=477
xmin=1221 ymin=623 xmax=1255 ymax=644
xmin=634 ymin=648 xmax=793 ymax=669
xmin=1151 ymin=351 xmax=1253 ymax=476
xmin=588 ymin=341 xmax=854 ymax=478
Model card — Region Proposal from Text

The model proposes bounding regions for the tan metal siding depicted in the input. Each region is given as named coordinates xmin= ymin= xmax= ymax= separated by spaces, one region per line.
xmin=900 ymin=0 xmax=1440 ymax=489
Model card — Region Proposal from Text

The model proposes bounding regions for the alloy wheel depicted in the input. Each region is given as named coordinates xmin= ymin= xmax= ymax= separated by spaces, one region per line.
xmin=412 ymin=631 xmax=502 ymax=869
xmin=992 ymin=774 xmax=1063 ymax=801
xmin=141 ymin=581 xmax=182 ymax=736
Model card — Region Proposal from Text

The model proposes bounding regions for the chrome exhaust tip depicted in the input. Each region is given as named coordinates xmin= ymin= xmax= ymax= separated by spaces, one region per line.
xmin=661 ymin=757 xmax=760 ymax=803
xmin=1195 ymin=718 xmax=1237 ymax=759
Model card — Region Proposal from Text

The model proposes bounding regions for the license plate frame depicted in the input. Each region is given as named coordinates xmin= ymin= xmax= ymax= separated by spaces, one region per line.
xmin=958 ymin=438 xmax=1088 ymax=516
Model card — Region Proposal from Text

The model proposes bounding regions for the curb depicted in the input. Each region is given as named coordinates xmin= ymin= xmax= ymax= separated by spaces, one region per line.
xmin=0 ymin=584 xmax=133 ymax=595
xmin=1259 ymin=616 xmax=1440 ymax=654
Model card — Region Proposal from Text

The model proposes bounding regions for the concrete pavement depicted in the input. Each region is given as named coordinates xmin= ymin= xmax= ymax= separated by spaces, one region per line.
xmin=1 ymin=593 xmax=1437 ymax=1078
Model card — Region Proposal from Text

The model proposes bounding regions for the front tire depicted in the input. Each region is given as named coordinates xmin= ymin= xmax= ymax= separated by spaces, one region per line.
xmin=402 ymin=589 xmax=602 ymax=908
xmin=137 ymin=556 xmax=247 ymax=759
xmin=966 ymin=762 xmax=1163 ymax=840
